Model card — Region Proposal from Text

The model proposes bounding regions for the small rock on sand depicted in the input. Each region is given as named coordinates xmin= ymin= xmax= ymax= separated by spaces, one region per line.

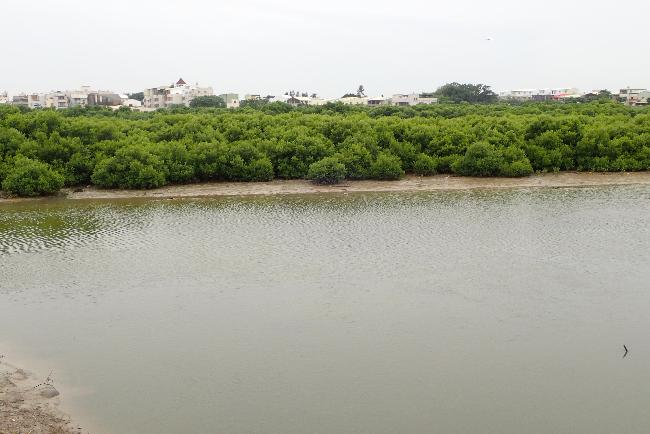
xmin=39 ymin=385 xmax=60 ymax=399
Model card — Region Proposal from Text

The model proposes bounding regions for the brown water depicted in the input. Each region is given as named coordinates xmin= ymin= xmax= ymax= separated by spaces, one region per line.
xmin=1 ymin=187 xmax=650 ymax=433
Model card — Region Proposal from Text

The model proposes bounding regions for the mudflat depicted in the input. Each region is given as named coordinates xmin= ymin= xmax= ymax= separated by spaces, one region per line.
xmin=2 ymin=172 xmax=650 ymax=203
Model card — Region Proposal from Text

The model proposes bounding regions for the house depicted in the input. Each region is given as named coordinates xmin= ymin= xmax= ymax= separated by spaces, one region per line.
xmin=337 ymin=96 xmax=368 ymax=105
xmin=391 ymin=93 xmax=438 ymax=106
xmin=143 ymin=78 xmax=214 ymax=108
xmin=367 ymin=96 xmax=390 ymax=106
xmin=619 ymin=88 xmax=648 ymax=105
xmin=67 ymin=91 xmax=88 ymax=107
xmin=499 ymin=89 xmax=537 ymax=101
xmin=27 ymin=93 xmax=45 ymax=108
xmin=627 ymin=90 xmax=650 ymax=106
xmin=11 ymin=95 xmax=29 ymax=107
xmin=500 ymin=88 xmax=582 ymax=101
xmin=45 ymin=92 xmax=68 ymax=109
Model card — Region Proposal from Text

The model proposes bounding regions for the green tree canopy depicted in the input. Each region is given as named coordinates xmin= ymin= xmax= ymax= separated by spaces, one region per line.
xmin=434 ymin=83 xmax=498 ymax=103
xmin=189 ymin=96 xmax=226 ymax=108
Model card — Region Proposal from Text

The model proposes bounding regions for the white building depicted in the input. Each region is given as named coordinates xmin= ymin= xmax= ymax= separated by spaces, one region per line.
xmin=391 ymin=93 xmax=438 ymax=106
xmin=619 ymin=88 xmax=648 ymax=105
xmin=143 ymin=78 xmax=214 ymax=109
xmin=367 ymin=96 xmax=390 ymax=106
xmin=499 ymin=88 xmax=582 ymax=101
xmin=337 ymin=96 xmax=368 ymax=105
xmin=499 ymin=89 xmax=537 ymax=101
xmin=67 ymin=91 xmax=88 ymax=107
xmin=45 ymin=91 xmax=69 ymax=109
xmin=27 ymin=93 xmax=46 ymax=108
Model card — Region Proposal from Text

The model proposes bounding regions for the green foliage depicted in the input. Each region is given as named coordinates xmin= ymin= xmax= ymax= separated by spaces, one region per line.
xmin=453 ymin=142 xmax=504 ymax=176
xmin=370 ymin=153 xmax=404 ymax=180
xmin=413 ymin=153 xmax=439 ymax=175
xmin=435 ymin=83 xmax=498 ymax=103
xmin=128 ymin=92 xmax=144 ymax=102
xmin=189 ymin=96 xmax=226 ymax=108
xmin=308 ymin=156 xmax=347 ymax=184
xmin=1 ymin=101 xmax=650 ymax=195
xmin=2 ymin=156 xmax=64 ymax=196
xmin=91 ymin=145 xmax=166 ymax=189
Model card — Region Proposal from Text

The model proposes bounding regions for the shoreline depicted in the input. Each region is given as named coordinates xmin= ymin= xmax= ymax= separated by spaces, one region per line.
xmin=2 ymin=172 xmax=650 ymax=203
xmin=0 ymin=356 xmax=79 ymax=433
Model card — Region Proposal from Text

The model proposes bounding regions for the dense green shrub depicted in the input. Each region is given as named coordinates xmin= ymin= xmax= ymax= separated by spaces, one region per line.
xmin=413 ymin=153 xmax=439 ymax=175
xmin=452 ymin=142 xmax=504 ymax=176
xmin=370 ymin=153 xmax=404 ymax=180
xmin=307 ymin=156 xmax=347 ymax=184
xmin=91 ymin=146 xmax=166 ymax=189
xmin=2 ymin=156 xmax=64 ymax=196
xmin=1 ymin=101 xmax=649 ymax=196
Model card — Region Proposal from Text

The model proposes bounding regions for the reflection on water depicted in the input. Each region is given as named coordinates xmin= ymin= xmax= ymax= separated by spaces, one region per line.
xmin=1 ymin=187 xmax=650 ymax=433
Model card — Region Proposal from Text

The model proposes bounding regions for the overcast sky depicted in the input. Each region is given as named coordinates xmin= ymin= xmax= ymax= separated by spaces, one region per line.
xmin=4 ymin=0 xmax=649 ymax=97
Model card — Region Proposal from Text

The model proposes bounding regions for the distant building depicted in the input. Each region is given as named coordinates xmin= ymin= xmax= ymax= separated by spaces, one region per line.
xmin=499 ymin=88 xmax=582 ymax=101
xmin=45 ymin=91 xmax=68 ymax=109
xmin=119 ymin=95 xmax=143 ymax=108
xmin=337 ymin=96 xmax=368 ymax=105
xmin=619 ymin=88 xmax=648 ymax=105
xmin=87 ymin=92 xmax=122 ymax=106
xmin=143 ymin=78 xmax=213 ymax=109
xmin=67 ymin=91 xmax=88 ymax=107
xmin=27 ymin=93 xmax=45 ymax=108
xmin=0 ymin=91 xmax=9 ymax=105
xmin=218 ymin=93 xmax=240 ymax=109
xmin=367 ymin=96 xmax=390 ymax=106
xmin=11 ymin=94 xmax=29 ymax=107
xmin=391 ymin=93 xmax=438 ymax=106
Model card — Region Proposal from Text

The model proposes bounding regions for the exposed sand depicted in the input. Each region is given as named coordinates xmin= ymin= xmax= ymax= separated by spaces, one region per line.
xmin=0 ymin=357 xmax=80 ymax=433
xmin=2 ymin=172 xmax=650 ymax=203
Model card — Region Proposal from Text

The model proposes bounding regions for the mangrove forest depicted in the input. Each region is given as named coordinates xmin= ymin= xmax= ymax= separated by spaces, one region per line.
xmin=0 ymin=101 xmax=649 ymax=196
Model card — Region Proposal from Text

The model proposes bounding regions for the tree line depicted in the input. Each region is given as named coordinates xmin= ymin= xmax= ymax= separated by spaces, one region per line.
xmin=0 ymin=100 xmax=649 ymax=196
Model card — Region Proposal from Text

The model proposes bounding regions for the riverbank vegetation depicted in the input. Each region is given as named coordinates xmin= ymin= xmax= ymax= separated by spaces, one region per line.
xmin=1 ymin=101 xmax=649 ymax=196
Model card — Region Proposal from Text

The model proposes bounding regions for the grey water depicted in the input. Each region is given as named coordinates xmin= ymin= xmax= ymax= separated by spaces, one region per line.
xmin=2 ymin=186 xmax=650 ymax=433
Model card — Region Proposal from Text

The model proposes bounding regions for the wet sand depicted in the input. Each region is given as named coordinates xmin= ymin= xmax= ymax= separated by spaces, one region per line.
xmin=2 ymin=172 xmax=650 ymax=203
xmin=0 ymin=357 xmax=79 ymax=433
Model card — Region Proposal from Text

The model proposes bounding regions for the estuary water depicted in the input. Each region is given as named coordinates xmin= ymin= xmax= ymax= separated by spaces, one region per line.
xmin=1 ymin=186 xmax=650 ymax=433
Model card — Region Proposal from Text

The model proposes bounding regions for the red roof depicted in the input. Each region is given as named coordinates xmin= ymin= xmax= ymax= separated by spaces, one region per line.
xmin=176 ymin=78 xmax=186 ymax=85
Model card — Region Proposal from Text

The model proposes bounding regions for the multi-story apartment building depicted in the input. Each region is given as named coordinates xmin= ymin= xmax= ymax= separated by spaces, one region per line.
xmin=27 ymin=93 xmax=46 ymax=108
xmin=11 ymin=95 xmax=29 ymax=107
xmin=143 ymin=78 xmax=213 ymax=109
xmin=45 ymin=91 xmax=69 ymax=109
xmin=391 ymin=93 xmax=438 ymax=106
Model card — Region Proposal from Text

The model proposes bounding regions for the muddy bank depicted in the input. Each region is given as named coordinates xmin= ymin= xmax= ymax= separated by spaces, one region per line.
xmin=0 ymin=358 xmax=80 ymax=433
xmin=2 ymin=172 xmax=650 ymax=203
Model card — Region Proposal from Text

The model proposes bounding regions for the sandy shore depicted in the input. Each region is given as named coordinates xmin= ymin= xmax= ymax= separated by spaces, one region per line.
xmin=2 ymin=172 xmax=650 ymax=203
xmin=0 ymin=357 xmax=80 ymax=433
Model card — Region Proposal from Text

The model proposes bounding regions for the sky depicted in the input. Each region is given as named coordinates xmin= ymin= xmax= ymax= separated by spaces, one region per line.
xmin=3 ymin=0 xmax=649 ymax=98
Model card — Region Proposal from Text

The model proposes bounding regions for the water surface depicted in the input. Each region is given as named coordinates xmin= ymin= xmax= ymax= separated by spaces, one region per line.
xmin=1 ymin=187 xmax=650 ymax=433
